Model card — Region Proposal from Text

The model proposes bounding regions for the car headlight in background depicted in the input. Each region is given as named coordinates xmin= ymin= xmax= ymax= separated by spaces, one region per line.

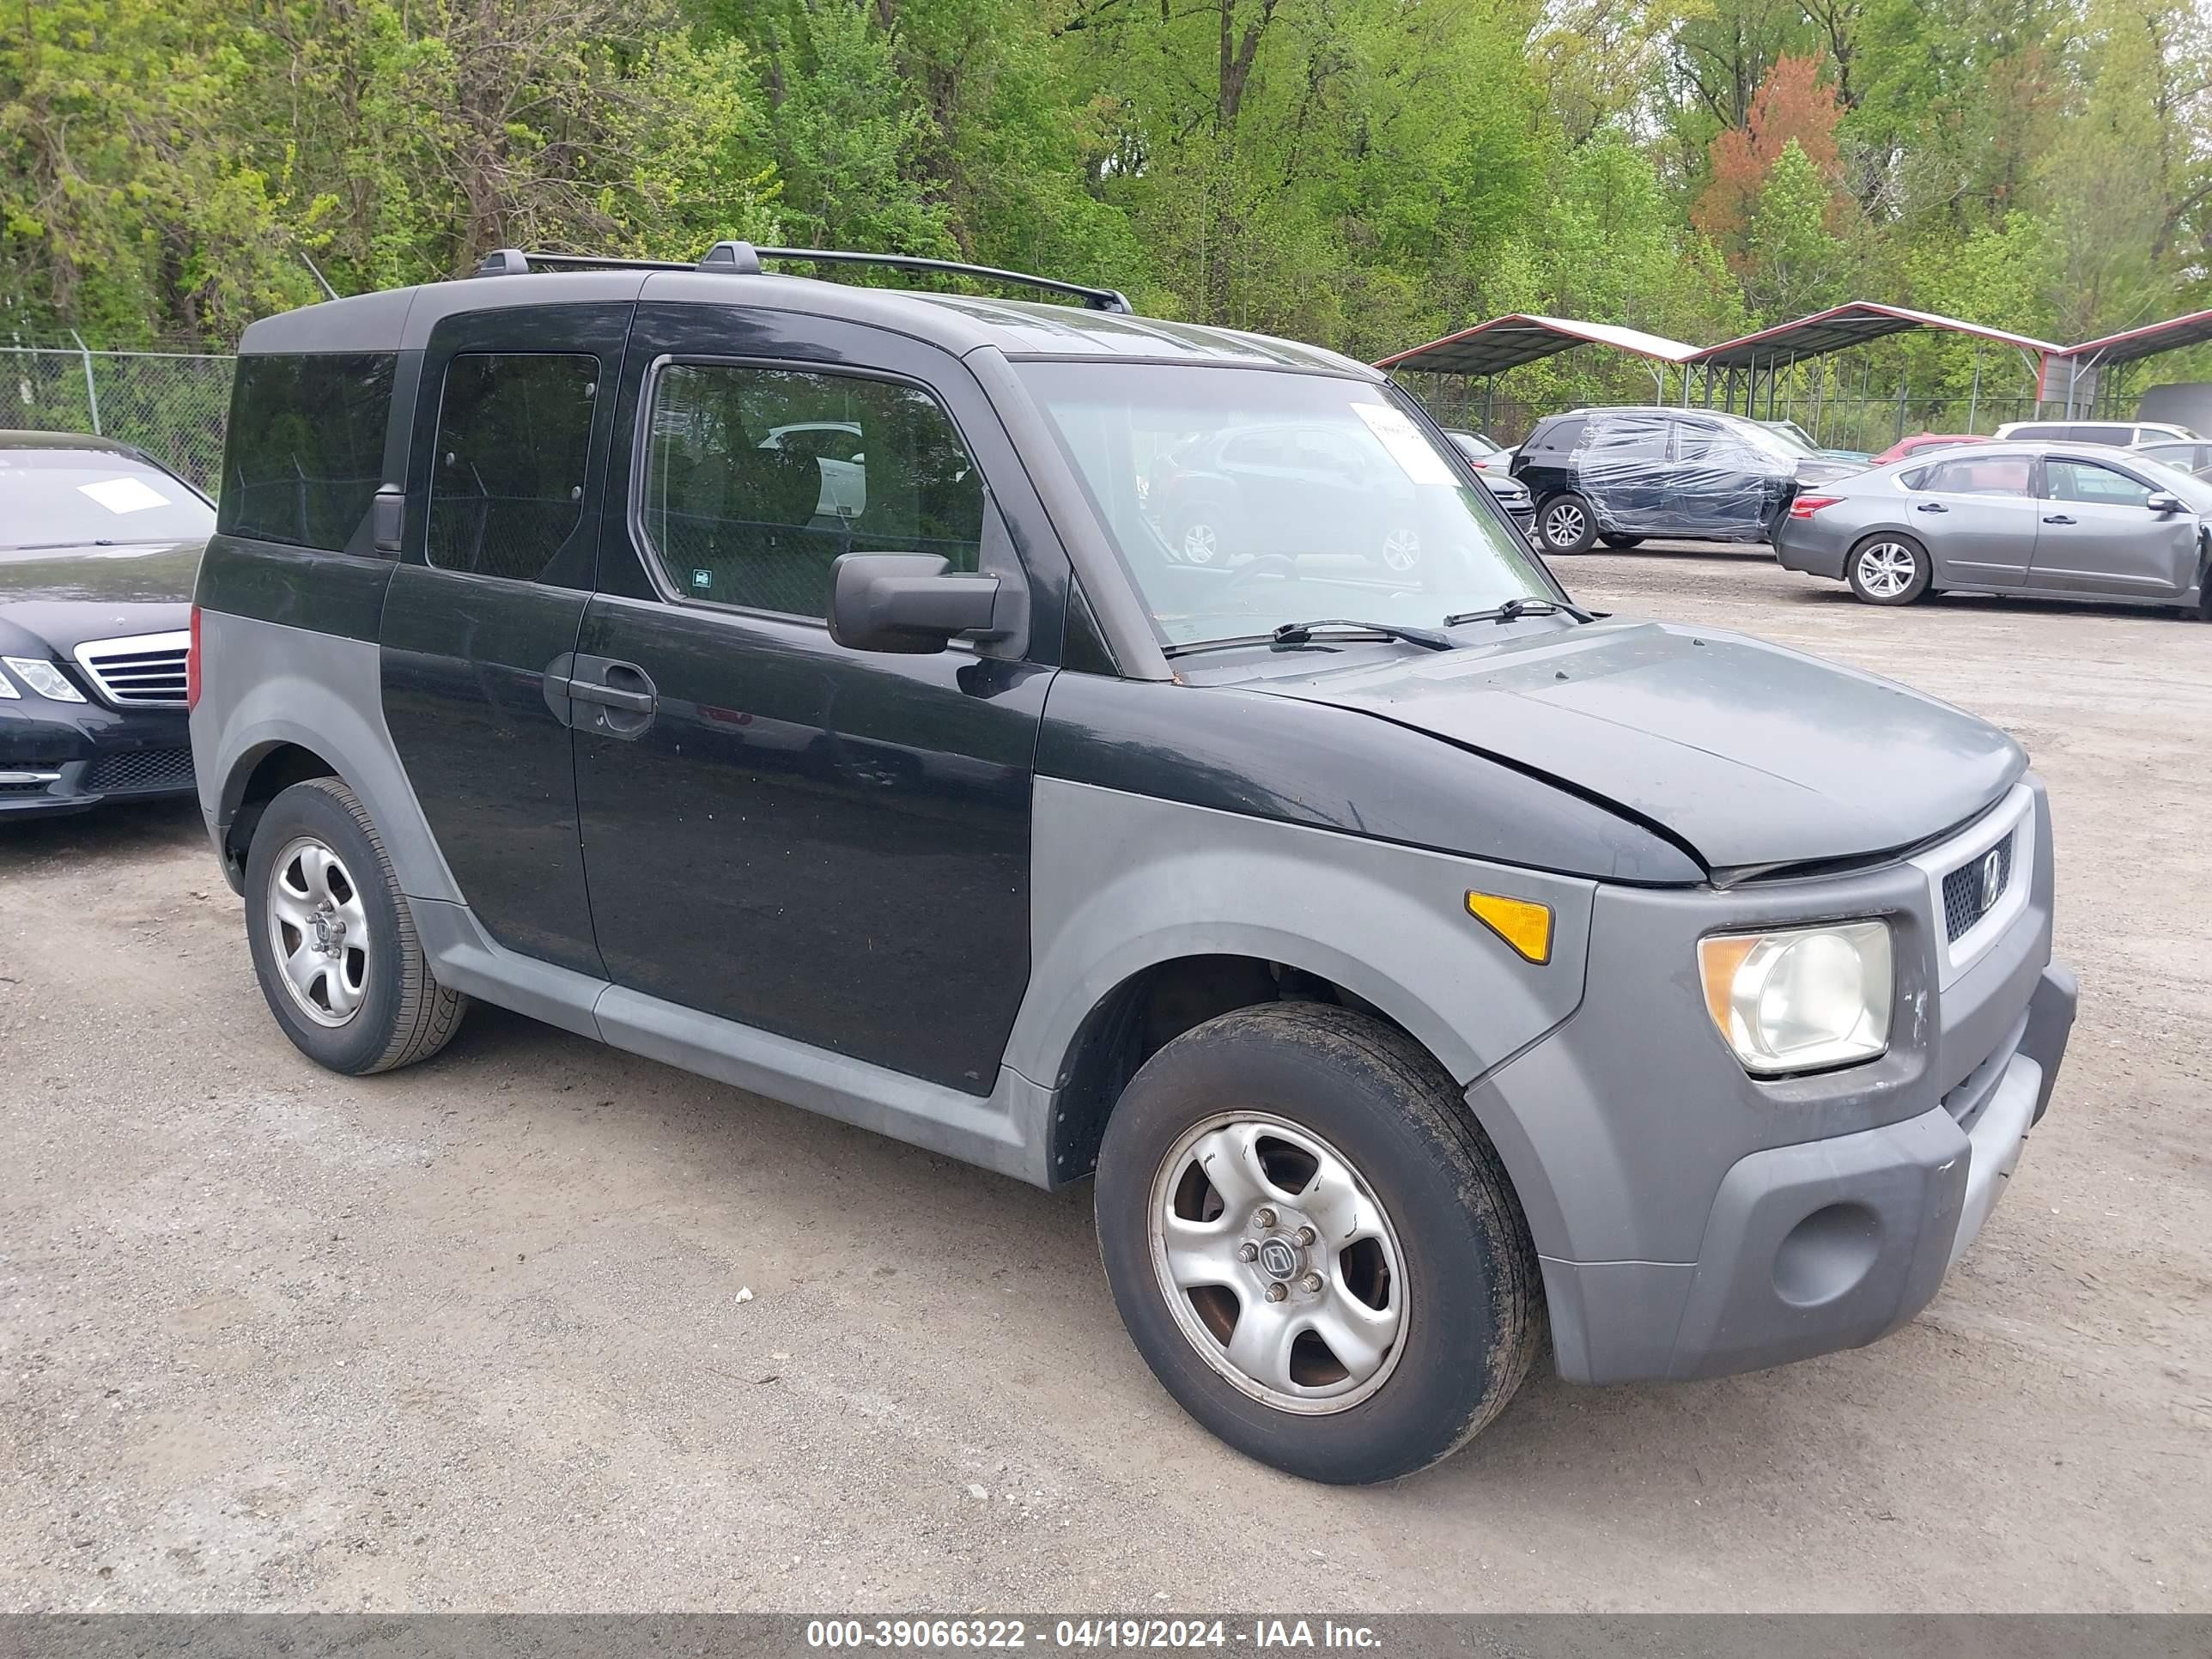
xmin=1697 ymin=920 xmax=1893 ymax=1076
xmin=0 ymin=658 xmax=85 ymax=702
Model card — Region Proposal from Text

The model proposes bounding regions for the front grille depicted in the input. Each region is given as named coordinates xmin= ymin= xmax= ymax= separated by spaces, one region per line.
xmin=1942 ymin=836 xmax=2014 ymax=942
xmin=72 ymin=630 xmax=191 ymax=708
xmin=84 ymin=747 xmax=196 ymax=795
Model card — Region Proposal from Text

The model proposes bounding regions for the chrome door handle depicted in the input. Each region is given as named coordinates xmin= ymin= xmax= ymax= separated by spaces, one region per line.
xmin=2042 ymin=514 xmax=2076 ymax=525
xmin=1915 ymin=501 xmax=1948 ymax=513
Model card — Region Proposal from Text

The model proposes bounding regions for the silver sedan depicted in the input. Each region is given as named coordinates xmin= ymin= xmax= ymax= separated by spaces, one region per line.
xmin=1773 ymin=441 xmax=2212 ymax=617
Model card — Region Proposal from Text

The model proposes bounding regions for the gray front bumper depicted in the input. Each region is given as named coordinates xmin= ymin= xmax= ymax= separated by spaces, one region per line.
xmin=1534 ymin=960 xmax=2075 ymax=1384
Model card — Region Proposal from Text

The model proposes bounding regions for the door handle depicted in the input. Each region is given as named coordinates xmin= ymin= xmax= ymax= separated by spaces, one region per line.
xmin=1915 ymin=501 xmax=1948 ymax=513
xmin=568 ymin=678 xmax=654 ymax=714
xmin=549 ymin=656 xmax=657 ymax=737
xmin=2042 ymin=514 xmax=2076 ymax=525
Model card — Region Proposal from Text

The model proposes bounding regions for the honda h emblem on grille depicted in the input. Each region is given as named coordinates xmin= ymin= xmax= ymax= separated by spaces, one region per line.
xmin=1980 ymin=847 xmax=2002 ymax=907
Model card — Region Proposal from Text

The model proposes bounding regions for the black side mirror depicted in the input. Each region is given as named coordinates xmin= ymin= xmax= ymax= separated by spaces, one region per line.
xmin=830 ymin=554 xmax=1003 ymax=654
xmin=2148 ymin=492 xmax=2184 ymax=517
xmin=372 ymin=483 xmax=404 ymax=553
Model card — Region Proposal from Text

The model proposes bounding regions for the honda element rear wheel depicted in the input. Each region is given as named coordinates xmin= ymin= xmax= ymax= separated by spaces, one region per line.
xmin=244 ymin=777 xmax=469 ymax=1075
xmin=1094 ymin=1003 xmax=1542 ymax=1484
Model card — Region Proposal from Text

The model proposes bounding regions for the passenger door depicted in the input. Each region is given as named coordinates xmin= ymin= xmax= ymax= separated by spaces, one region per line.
xmin=572 ymin=307 xmax=1054 ymax=1096
xmin=380 ymin=304 xmax=629 ymax=977
xmin=1899 ymin=453 xmax=2041 ymax=588
xmin=1574 ymin=412 xmax=1669 ymax=532
xmin=1668 ymin=422 xmax=1772 ymax=538
xmin=2031 ymin=455 xmax=2201 ymax=599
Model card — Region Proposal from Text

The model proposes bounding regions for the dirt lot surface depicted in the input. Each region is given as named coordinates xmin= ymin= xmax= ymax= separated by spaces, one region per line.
xmin=3 ymin=545 xmax=2207 ymax=1613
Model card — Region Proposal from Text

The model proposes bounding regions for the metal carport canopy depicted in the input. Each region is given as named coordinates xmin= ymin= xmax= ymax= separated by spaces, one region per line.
xmin=2049 ymin=308 xmax=2212 ymax=368
xmin=1692 ymin=301 xmax=2062 ymax=368
xmin=1376 ymin=313 xmax=1702 ymax=377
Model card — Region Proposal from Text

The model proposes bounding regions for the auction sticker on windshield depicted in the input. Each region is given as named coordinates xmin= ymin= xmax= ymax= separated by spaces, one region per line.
xmin=1351 ymin=402 xmax=1459 ymax=486
xmin=76 ymin=476 xmax=173 ymax=514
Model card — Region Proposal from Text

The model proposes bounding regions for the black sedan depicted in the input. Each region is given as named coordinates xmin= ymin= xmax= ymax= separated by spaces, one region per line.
xmin=1 ymin=432 xmax=210 ymax=817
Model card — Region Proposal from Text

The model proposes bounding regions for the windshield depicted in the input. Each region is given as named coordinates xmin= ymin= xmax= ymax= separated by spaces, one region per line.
xmin=1016 ymin=362 xmax=1553 ymax=649
xmin=2131 ymin=452 xmax=2212 ymax=512
xmin=1749 ymin=421 xmax=1819 ymax=458
xmin=0 ymin=449 xmax=213 ymax=551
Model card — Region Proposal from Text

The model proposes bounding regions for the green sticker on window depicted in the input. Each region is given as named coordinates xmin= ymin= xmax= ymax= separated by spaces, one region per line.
xmin=691 ymin=569 xmax=712 ymax=590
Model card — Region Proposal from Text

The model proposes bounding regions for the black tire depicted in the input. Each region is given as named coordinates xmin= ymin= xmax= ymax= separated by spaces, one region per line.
xmin=1094 ymin=1003 xmax=1542 ymax=1485
xmin=1598 ymin=532 xmax=1644 ymax=550
xmin=1844 ymin=532 xmax=1933 ymax=605
xmin=1535 ymin=493 xmax=1598 ymax=555
xmin=243 ymin=777 xmax=468 ymax=1075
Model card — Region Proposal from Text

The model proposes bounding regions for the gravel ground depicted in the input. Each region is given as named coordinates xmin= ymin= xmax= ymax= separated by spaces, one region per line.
xmin=3 ymin=544 xmax=2207 ymax=1613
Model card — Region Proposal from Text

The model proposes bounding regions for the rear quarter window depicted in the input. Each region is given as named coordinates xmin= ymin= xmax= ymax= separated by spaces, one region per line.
xmin=218 ymin=354 xmax=397 ymax=552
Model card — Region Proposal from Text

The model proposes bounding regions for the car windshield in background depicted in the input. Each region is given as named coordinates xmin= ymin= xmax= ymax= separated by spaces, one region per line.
xmin=1016 ymin=362 xmax=1553 ymax=649
xmin=2130 ymin=451 xmax=2212 ymax=512
xmin=0 ymin=451 xmax=213 ymax=552
xmin=1735 ymin=420 xmax=1814 ymax=460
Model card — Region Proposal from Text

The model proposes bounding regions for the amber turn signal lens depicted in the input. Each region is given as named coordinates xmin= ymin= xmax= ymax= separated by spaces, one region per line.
xmin=1697 ymin=934 xmax=1759 ymax=1034
xmin=1465 ymin=891 xmax=1553 ymax=964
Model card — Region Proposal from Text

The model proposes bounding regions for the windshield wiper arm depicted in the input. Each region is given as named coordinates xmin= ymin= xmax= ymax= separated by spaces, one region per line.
xmin=1441 ymin=596 xmax=1595 ymax=628
xmin=3 ymin=539 xmax=119 ymax=552
xmin=1267 ymin=617 xmax=1455 ymax=651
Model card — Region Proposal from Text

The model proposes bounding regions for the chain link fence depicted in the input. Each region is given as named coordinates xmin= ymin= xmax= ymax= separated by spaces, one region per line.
xmin=4 ymin=343 xmax=235 ymax=491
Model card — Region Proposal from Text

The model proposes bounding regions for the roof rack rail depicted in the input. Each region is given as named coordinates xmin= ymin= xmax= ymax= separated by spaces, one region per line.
xmin=471 ymin=241 xmax=1133 ymax=313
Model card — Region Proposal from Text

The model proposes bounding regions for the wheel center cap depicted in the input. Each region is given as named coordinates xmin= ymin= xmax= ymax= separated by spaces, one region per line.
xmin=1256 ymin=1237 xmax=1302 ymax=1281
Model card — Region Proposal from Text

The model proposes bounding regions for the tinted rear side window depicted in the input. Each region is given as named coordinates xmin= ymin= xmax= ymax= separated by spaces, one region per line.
xmin=218 ymin=354 xmax=395 ymax=551
xmin=1914 ymin=455 xmax=2033 ymax=496
xmin=426 ymin=352 xmax=599 ymax=581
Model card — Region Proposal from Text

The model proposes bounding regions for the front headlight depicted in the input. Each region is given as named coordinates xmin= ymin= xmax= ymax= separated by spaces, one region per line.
xmin=1 ymin=658 xmax=85 ymax=703
xmin=1697 ymin=920 xmax=1893 ymax=1077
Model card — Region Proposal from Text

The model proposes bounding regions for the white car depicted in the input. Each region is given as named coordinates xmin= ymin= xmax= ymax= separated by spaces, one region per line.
xmin=761 ymin=421 xmax=866 ymax=520
xmin=1993 ymin=418 xmax=2200 ymax=447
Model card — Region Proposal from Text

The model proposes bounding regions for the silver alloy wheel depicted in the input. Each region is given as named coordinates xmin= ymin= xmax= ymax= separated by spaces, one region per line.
xmin=1855 ymin=540 xmax=1919 ymax=599
xmin=1542 ymin=502 xmax=1586 ymax=549
xmin=1181 ymin=520 xmax=1222 ymax=565
xmin=1148 ymin=1112 xmax=1407 ymax=1414
xmin=265 ymin=835 xmax=372 ymax=1028
xmin=1381 ymin=526 xmax=1421 ymax=573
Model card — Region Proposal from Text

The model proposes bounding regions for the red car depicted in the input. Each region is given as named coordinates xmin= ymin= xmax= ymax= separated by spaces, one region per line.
xmin=1869 ymin=431 xmax=1991 ymax=467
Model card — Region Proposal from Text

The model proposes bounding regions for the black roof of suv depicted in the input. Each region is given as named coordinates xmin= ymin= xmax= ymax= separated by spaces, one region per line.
xmin=240 ymin=243 xmax=1372 ymax=376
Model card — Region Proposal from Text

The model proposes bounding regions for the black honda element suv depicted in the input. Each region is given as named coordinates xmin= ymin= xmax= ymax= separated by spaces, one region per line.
xmin=190 ymin=244 xmax=2074 ymax=1484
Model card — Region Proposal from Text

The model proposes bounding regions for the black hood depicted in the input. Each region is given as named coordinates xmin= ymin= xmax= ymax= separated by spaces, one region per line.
xmin=0 ymin=539 xmax=200 ymax=654
xmin=1247 ymin=619 xmax=2025 ymax=872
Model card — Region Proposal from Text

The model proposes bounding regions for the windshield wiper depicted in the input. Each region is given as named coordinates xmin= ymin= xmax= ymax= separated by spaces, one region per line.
xmin=1442 ymin=597 xmax=1596 ymax=628
xmin=1267 ymin=617 xmax=1455 ymax=651
xmin=2 ymin=539 xmax=119 ymax=552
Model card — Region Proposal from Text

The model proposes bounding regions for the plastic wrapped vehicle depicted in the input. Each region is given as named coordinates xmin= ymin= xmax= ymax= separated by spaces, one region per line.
xmin=1510 ymin=407 xmax=1857 ymax=554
